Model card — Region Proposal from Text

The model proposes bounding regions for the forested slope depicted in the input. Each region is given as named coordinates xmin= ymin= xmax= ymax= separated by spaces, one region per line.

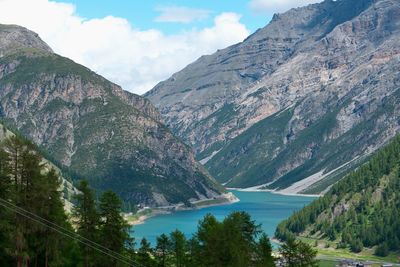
xmin=276 ymin=135 xmax=400 ymax=256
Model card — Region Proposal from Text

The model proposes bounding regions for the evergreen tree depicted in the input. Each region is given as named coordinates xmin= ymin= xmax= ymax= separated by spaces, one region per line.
xmin=170 ymin=230 xmax=187 ymax=267
xmin=39 ymin=169 xmax=75 ymax=266
xmin=350 ymin=239 xmax=363 ymax=253
xmin=156 ymin=233 xmax=171 ymax=267
xmin=0 ymin=145 xmax=12 ymax=265
xmin=137 ymin=238 xmax=155 ymax=267
xmin=73 ymin=180 xmax=100 ymax=267
xmin=11 ymin=137 xmax=43 ymax=266
xmin=98 ymin=190 xmax=131 ymax=267
xmin=190 ymin=211 xmax=269 ymax=267
xmin=375 ymin=242 xmax=389 ymax=257
xmin=279 ymin=238 xmax=318 ymax=267
xmin=255 ymin=234 xmax=275 ymax=267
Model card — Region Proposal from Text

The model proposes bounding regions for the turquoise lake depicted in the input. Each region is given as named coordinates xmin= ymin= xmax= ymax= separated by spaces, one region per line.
xmin=131 ymin=190 xmax=316 ymax=246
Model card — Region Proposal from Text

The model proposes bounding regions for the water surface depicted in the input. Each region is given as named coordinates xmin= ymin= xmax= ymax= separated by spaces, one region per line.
xmin=131 ymin=190 xmax=316 ymax=246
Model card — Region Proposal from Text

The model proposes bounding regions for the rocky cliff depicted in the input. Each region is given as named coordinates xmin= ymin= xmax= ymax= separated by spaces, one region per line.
xmin=146 ymin=0 xmax=400 ymax=192
xmin=0 ymin=24 xmax=227 ymax=207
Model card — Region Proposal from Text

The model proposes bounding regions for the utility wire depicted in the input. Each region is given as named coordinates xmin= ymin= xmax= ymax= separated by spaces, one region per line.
xmin=0 ymin=197 xmax=146 ymax=267
xmin=0 ymin=197 xmax=138 ymax=265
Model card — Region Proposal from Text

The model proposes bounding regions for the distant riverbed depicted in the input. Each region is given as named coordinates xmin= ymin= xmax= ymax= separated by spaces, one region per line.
xmin=131 ymin=190 xmax=316 ymax=246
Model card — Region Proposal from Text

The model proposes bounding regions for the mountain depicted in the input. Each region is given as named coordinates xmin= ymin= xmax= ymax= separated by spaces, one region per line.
xmin=275 ymin=135 xmax=400 ymax=256
xmin=145 ymin=0 xmax=400 ymax=193
xmin=0 ymin=24 xmax=229 ymax=207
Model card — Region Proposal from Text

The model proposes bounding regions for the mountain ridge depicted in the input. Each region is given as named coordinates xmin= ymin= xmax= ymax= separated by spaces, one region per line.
xmin=0 ymin=24 xmax=228 ymax=207
xmin=146 ymin=0 xmax=400 ymax=192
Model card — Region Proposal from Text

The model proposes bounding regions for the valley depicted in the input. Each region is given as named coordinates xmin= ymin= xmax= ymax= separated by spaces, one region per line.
xmin=0 ymin=0 xmax=399 ymax=265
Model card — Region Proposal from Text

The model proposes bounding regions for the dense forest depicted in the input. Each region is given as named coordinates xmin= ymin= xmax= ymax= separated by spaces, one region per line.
xmin=0 ymin=135 xmax=317 ymax=267
xmin=276 ymin=135 xmax=400 ymax=256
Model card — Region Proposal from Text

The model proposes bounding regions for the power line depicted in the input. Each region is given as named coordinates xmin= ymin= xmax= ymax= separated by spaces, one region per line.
xmin=0 ymin=197 xmax=138 ymax=265
xmin=0 ymin=198 xmax=145 ymax=267
xmin=0 ymin=199 xmax=137 ymax=266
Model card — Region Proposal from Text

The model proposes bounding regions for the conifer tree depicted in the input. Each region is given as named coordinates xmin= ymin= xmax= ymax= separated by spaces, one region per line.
xmin=98 ymin=190 xmax=130 ymax=267
xmin=73 ymin=180 xmax=100 ymax=267
xmin=156 ymin=233 xmax=171 ymax=267
xmin=170 ymin=230 xmax=187 ymax=267
xmin=279 ymin=238 xmax=318 ymax=267
xmin=0 ymin=145 xmax=12 ymax=265
xmin=137 ymin=238 xmax=155 ymax=267
xmin=255 ymin=233 xmax=275 ymax=267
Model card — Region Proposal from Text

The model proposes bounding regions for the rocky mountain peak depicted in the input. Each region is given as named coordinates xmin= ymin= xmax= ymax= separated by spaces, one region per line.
xmin=145 ymin=0 xmax=400 ymax=193
xmin=0 ymin=24 xmax=53 ymax=56
xmin=0 ymin=24 xmax=228 ymax=207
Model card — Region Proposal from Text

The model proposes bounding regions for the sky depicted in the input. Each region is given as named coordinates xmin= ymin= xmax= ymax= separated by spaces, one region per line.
xmin=0 ymin=0 xmax=321 ymax=95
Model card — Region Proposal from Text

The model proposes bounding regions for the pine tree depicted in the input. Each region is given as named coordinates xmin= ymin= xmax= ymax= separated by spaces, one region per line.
xmin=39 ymin=169 xmax=74 ymax=266
xmin=279 ymin=238 xmax=318 ymax=267
xmin=12 ymin=138 xmax=43 ymax=267
xmin=137 ymin=238 xmax=155 ymax=267
xmin=98 ymin=190 xmax=130 ymax=267
xmin=156 ymin=233 xmax=171 ymax=267
xmin=73 ymin=180 xmax=100 ymax=267
xmin=170 ymin=230 xmax=187 ymax=267
xmin=255 ymin=233 xmax=275 ymax=267
xmin=0 ymin=145 xmax=12 ymax=265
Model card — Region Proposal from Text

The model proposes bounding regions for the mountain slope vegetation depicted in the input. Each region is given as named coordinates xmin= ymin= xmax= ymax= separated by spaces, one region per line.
xmin=275 ymin=135 xmax=400 ymax=256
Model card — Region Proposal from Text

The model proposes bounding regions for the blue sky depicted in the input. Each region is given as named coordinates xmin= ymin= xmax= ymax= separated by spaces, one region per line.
xmin=0 ymin=0 xmax=320 ymax=94
xmin=53 ymin=0 xmax=272 ymax=35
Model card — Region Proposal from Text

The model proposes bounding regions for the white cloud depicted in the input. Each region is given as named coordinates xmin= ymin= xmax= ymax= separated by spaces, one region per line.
xmin=0 ymin=0 xmax=249 ymax=94
xmin=250 ymin=0 xmax=321 ymax=14
xmin=155 ymin=6 xmax=211 ymax=23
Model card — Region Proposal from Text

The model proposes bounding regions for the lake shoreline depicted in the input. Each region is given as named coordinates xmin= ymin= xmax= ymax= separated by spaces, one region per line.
xmin=126 ymin=189 xmax=318 ymax=226
xmin=125 ymin=192 xmax=239 ymax=226
xmin=130 ymin=190 xmax=315 ymax=246
xmin=227 ymin=187 xmax=321 ymax=198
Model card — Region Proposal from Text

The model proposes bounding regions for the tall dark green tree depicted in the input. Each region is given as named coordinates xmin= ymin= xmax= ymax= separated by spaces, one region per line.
xmin=73 ymin=180 xmax=100 ymax=267
xmin=98 ymin=190 xmax=131 ymax=267
xmin=190 ymin=212 xmax=269 ymax=267
xmin=170 ymin=230 xmax=187 ymax=267
xmin=39 ymin=169 xmax=76 ymax=267
xmin=137 ymin=238 xmax=155 ymax=267
xmin=8 ymin=136 xmax=43 ymax=266
xmin=279 ymin=238 xmax=318 ymax=267
xmin=0 ymin=143 xmax=12 ymax=265
xmin=194 ymin=213 xmax=221 ymax=267
xmin=156 ymin=233 xmax=171 ymax=267
xmin=255 ymin=234 xmax=275 ymax=267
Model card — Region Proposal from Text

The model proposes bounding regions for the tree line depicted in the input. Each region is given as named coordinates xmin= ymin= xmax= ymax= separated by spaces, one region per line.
xmin=0 ymin=135 xmax=317 ymax=266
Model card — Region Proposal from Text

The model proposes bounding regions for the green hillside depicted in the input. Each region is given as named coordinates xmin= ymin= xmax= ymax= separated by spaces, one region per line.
xmin=275 ymin=135 xmax=400 ymax=256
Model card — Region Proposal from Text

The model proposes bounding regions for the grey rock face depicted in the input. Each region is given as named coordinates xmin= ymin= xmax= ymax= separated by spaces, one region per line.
xmin=0 ymin=25 xmax=226 ymax=207
xmin=146 ymin=0 xmax=400 ymax=192
xmin=0 ymin=24 xmax=52 ymax=56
